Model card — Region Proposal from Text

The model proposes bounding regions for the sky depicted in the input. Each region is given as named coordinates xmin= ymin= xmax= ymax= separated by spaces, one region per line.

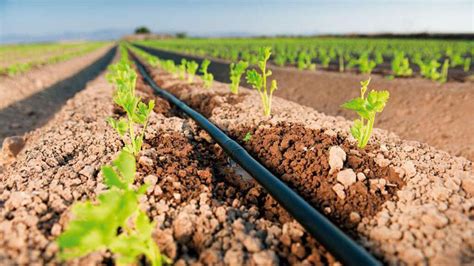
xmin=0 ymin=0 xmax=473 ymax=43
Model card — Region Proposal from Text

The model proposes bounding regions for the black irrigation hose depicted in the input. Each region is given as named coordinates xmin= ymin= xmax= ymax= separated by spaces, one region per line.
xmin=130 ymin=52 xmax=381 ymax=266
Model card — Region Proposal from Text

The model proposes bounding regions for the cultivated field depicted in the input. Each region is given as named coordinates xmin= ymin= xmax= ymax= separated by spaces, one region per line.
xmin=0 ymin=38 xmax=472 ymax=265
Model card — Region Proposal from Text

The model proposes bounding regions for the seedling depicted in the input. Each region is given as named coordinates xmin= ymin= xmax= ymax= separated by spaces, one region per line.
xmin=391 ymin=51 xmax=413 ymax=77
xmin=162 ymin=60 xmax=177 ymax=74
xmin=57 ymin=151 xmax=168 ymax=266
xmin=357 ymin=53 xmax=377 ymax=74
xmin=416 ymin=59 xmax=448 ymax=83
xmin=341 ymin=78 xmax=389 ymax=148
xmin=106 ymin=59 xmax=155 ymax=156
xmin=243 ymin=132 xmax=252 ymax=142
xmin=297 ymin=51 xmax=315 ymax=70
xmin=229 ymin=60 xmax=248 ymax=94
xmin=199 ymin=59 xmax=214 ymax=89
xmin=463 ymin=57 xmax=471 ymax=72
xmin=246 ymin=47 xmax=278 ymax=117
xmin=318 ymin=49 xmax=331 ymax=68
xmin=186 ymin=60 xmax=199 ymax=82
xmin=178 ymin=59 xmax=187 ymax=80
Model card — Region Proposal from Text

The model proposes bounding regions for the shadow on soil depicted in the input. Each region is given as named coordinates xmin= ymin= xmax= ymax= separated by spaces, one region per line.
xmin=0 ymin=46 xmax=116 ymax=143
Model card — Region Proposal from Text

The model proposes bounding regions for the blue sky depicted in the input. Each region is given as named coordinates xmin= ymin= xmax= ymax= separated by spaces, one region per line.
xmin=0 ymin=0 xmax=473 ymax=43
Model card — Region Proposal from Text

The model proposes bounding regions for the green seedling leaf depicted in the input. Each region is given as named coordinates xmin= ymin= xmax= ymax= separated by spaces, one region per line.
xmin=243 ymin=132 xmax=252 ymax=142
xmin=229 ymin=60 xmax=248 ymax=94
xmin=341 ymin=78 xmax=389 ymax=148
xmin=245 ymin=47 xmax=278 ymax=116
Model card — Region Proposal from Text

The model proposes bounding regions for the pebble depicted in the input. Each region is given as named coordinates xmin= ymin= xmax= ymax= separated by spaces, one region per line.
xmin=138 ymin=156 xmax=154 ymax=168
xmin=172 ymin=212 xmax=194 ymax=242
xmin=402 ymin=161 xmax=417 ymax=178
xmin=357 ymin=172 xmax=366 ymax=181
xmin=461 ymin=178 xmax=474 ymax=196
xmin=336 ymin=169 xmax=356 ymax=188
xmin=328 ymin=146 xmax=346 ymax=173
xmin=252 ymin=250 xmax=278 ymax=265
xmin=243 ymin=236 xmax=261 ymax=252
xmin=399 ymin=248 xmax=424 ymax=264
xmin=79 ymin=165 xmax=95 ymax=178
xmin=349 ymin=212 xmax=361 ymax=223
xmin=1 ymin=136 xmax=25 ymax=157
xmin=332 ymin=183 xmax=346 ymax=200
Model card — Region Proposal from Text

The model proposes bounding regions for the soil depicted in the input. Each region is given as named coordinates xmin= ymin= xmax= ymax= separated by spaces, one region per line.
xmin=0 ymin=61 xmax=337 ymax=265
xmin=0 ymin=47 xmax=472 ymax=265
xmin=0 ymin=45 xmax=116 ymax=146
xmin=138 ymin=45 xmax=474 ymax=161
xmin=141 ymin=57 xmax=474 ymax=265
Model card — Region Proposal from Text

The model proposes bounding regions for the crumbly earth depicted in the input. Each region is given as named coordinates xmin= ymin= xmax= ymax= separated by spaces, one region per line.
xmin=145 ymin=60 xmax=474 ymax=265
xmin=139 ymin=46 xmax=474 ymax=161
xmin=0 ymin=67 xmax=336 ymax=264
xmin=0 ymin=45 xmax=116 ymax=145
xmin=0 ymin=51 xmax=472 ymax=265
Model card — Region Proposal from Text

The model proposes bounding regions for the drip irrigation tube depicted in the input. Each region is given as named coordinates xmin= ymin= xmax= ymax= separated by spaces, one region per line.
xmin=130 ymin=52 xmax=381 ymax=266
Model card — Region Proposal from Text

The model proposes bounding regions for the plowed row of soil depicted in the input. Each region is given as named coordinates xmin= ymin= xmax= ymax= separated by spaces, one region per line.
xmin=0 ymin=45 xmax=116 ymax=146
xmin=137 ymin=46 xmax=474 ymax=161
xmin=0 ymin=55 xmax=338 ymax=265
xmin=136 ymin=53 xmax=473 ymax=265
xmin=0 ymin=47 xmax=472 ymax=265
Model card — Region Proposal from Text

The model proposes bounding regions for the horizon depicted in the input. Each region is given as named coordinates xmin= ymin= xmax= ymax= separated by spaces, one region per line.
xmin=1 ymin=0 xmax=473 ymax=44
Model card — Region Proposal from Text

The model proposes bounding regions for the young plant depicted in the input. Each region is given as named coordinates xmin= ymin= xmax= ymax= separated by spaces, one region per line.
xmin=274 ymin=52 xmax=287 ymax=67
xmin=439 ymin=59 xmax=449 ymax=84
xmin=318 ymin=49 xmax=331 ymax=68
xmin=199 ymin=59 xmax=214 ymax=89
xmin=243 ymin=132 xmax=252 ymax=142
xmin=178 ymin=59 xmax=187 ymax=80
xmin=246 ymin=47 xmax=278 ymax=117
xmin=463 ymin=57 xmax=471 ymax=72
xmin=229 ymin=60 xmax=248 ymax=94
xmin=57 ymin=151 xmax=169 ymax=266
xmin=106 ymin=59 xmax=155 ymax=156
xmin=162 ymin=60 xmax=177 ymax=74
xmin=357 ymin=53 xmax=377 ymax=74
xmin=186 ymin=60 xmax=199 ymax=82
xmin=391 ymin=51 xmax=413 ymax=77
xmin=297 ymin=51 xmax=315 ymax=70
xmin=341 ymin=78 xmax=389 ymax=148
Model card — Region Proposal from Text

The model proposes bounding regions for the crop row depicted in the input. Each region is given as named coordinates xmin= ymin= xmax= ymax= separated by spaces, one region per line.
xmin=137 ymin=37 xmax=473 ymax=83
xmin=53 ymin=42 xmax=389 ymax=264
xmin=0 ymin=42 xmax=108 ymax=76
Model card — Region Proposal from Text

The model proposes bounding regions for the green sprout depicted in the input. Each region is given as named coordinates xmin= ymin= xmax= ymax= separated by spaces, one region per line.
xmin=57 ymin=151 xmax=169 ymax=266
xmin=229 ymin=60 xmax=248 ymax=94
xmin=391 ymin=51 xmax=413 ymax=77
xmin=463 ymin=57 xmax=471 ymax=72
xmin=178 ymin=59 xmax=187 ymax=80
xmin=341 ymin=78 xmax=389 ymax=148
xmin=106 ymin=55 xmax=155 ymax=156
xmin=186 ymin=60 xmax=199 ymax=82
xmin=246 ymin=47 xmax=278 ymax=117
xmin=199 ymin=59 xmax=214 ymax=88
xmin=243 ymin=132 xmax=252 ymax=142
xmin=297 ymin=51 xmax=315 ymax=70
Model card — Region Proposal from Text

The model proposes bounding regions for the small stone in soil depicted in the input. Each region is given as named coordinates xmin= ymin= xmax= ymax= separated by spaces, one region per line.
xmin=329 ymin=146 xmax=346 ymax=173
xmin=337 ymin=169 xmax=357 ymax=188
xmin=1 ymin=136 xmax=25 ymax=157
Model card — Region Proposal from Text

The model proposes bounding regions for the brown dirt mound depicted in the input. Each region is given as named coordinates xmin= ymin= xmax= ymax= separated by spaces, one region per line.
xmin=140 ymin=59 xmax=473 ymax=265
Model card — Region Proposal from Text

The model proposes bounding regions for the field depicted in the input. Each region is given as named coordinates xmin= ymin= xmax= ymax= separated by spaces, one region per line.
xmin=0 ymin=38 xmax=473 ymax=266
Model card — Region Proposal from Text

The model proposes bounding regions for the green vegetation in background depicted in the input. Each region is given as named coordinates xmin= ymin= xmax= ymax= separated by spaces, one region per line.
xmin=0 ymin=42 xmax=108 ymax=76
xmin=136 ymin=37 xmax=473 ymax=83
